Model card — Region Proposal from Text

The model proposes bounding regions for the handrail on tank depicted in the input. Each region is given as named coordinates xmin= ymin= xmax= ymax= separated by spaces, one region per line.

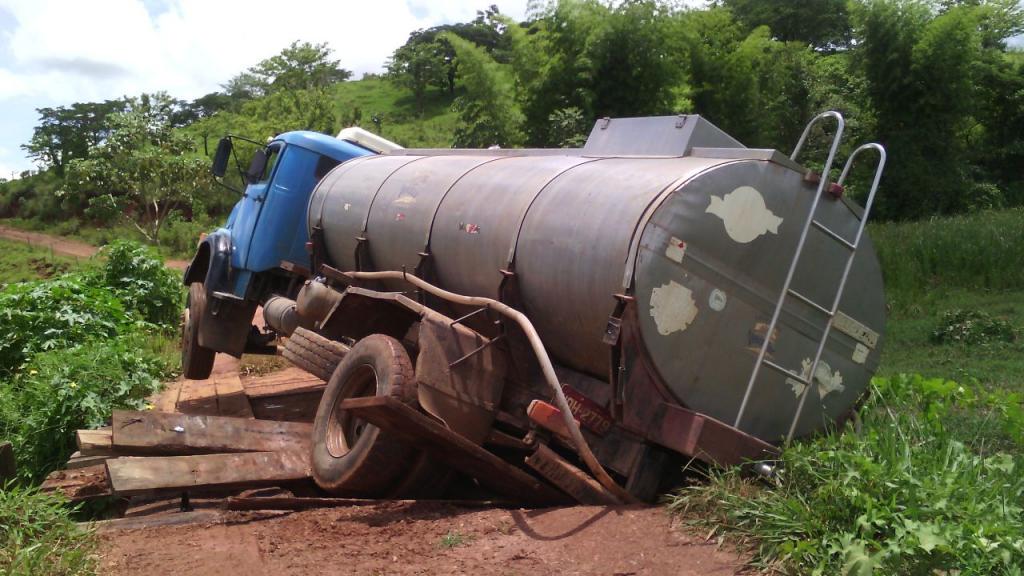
xmin=343 ymin=269 xmax=638 ymax=504
xmin=790 ymin=110 xmax=844 ymax=163
xmin=784 ymin=142 xmax=887 ymax=442
xmin=733 ymin=111 xmax=845 ymax=431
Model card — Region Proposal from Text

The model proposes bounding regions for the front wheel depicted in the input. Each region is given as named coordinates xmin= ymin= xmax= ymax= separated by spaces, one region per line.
xmin=181 ymin=283 xmax=216 ymax=380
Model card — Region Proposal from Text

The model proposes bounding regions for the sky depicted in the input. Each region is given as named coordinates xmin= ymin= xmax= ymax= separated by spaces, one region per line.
xmin=0 ymin=1 xmax=1020 ymax=180
xmin=0 ymin=0 xmax=530 ymax=179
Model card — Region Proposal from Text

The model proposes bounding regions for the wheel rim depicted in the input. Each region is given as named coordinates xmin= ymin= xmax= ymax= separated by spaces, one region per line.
xmin=326 ymin=364 xmax=378 ymax=459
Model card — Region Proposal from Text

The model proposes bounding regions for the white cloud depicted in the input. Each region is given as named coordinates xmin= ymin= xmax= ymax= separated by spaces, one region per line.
xmin=0 ymin=0 xmax=529 ymax=102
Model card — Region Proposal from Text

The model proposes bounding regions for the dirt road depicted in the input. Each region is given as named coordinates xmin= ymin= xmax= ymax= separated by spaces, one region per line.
xmin=0 ymin=224 xmax=189 ymax=270
xmin=98 ymin=503 xmax=746 ymax=576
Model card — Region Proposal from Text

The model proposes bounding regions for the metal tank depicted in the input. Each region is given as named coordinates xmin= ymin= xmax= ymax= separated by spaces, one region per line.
xmin=308 ymin=115 xmax=886 ymax=443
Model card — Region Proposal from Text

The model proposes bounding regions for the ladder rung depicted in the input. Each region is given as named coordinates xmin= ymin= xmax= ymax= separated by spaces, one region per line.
xmin=811 ymin=220 xmax=856 ymax=251
xmin=787 ymin=288 xmax=834 ymax=317
xmin=762 ymin=359 xmax=810 ymax=385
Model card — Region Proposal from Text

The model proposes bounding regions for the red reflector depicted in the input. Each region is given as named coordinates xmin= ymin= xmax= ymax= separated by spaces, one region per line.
xmin=305 ymin=241 xmax=313 ymax=253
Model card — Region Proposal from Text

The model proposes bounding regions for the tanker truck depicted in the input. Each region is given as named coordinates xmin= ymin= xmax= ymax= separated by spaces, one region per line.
xmin=183 ymin=111 xmax=886 ymax=504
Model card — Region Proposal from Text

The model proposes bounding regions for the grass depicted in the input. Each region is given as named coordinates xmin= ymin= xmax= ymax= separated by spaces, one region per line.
xmin=669 ymin=375 xmax=1023 ymax=575
xmin=438 ymin=530 xmax=471 ymax=549
xmin=0 ymin=484 xmax=96 ymax=576
xmin=332 ymin=78 xmax=459 ymax=148
xmin=0 ymin=238 xmax=82 ymax=286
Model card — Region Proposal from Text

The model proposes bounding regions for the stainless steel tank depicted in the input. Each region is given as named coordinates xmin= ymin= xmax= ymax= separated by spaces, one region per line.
xmin=308 ymin=116 xmax=885 ymax=442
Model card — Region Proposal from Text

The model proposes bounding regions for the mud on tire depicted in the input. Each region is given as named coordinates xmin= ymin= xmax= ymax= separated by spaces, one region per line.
xmin=282 ymin=327 xmax=349 ymax=381
xmin=310 ymin=334 xmax=419 ymax=495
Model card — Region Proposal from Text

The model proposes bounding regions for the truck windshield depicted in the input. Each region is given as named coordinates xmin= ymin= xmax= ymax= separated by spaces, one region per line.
xmin=258 ymin=145 xmax=281 ymax=183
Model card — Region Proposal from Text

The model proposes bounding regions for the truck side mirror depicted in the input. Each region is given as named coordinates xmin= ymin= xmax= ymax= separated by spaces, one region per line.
xmin=211 ymin=137 xmax=232 ymax=178
xmin=246 ymin=149 xmax=268 ymax=184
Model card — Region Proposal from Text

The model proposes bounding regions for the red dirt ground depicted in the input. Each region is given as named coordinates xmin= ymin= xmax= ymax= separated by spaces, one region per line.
xmin=97 ymin=502 xmax=748 ymax=576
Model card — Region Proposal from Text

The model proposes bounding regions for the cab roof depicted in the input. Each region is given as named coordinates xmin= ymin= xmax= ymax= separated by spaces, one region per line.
xmin=275 ymin=130 xmax=373 ymax=160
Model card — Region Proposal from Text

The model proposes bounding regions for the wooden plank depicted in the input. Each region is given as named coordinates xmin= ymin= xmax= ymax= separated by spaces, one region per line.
xmin=243 ymin=368 xmax=324 ymax=398
xmin=77 ymin=429 xmax=115 ymax=456
xmin=176 ymin=379 xmax=220 ymax=415
xmin=111 ymin=410 xmax=311 ymax=455
xmin=0 ymin=441 xmax=14 ymax=481
xmin=214 ymin=375 xmax=254 ymax=418
xmin=105 ymin=451 xmax=311 ymax=496
xmin=66 ymin=453 xmax=117 ymax=470
xmin=150 ymin=381 xmax=182 ymax=413
xmin=339 ymin=396 xmax=566 ymax=506
xmin=41 ymin=465 xmax=112 ymax=501
xmin=249 ymin=391 xmax=324 ymax=422
xmin=525 ymin=443 xmax=619 ymax=505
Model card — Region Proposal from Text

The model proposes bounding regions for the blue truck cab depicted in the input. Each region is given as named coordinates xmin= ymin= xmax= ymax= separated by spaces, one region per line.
xmin=181 ymin=131 xmax=374 ymax=378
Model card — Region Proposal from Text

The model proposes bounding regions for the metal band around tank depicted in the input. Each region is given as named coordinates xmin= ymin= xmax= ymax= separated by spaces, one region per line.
xmin=421 ymin=156 xmax=512 ymax=253
xmin=504 ymin=157 xmax=607 ymax=269
xmin=309 ymin=155 xmax=380 ymax=230
xmin=619 ymin=161 xmax=744 ymax=293
xmin=359 ymin=156 xmax=433 ymax=236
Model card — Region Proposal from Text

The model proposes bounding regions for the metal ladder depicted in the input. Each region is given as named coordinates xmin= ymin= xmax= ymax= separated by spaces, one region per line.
xmin=732 ymin=111 xmax=886 ymax=441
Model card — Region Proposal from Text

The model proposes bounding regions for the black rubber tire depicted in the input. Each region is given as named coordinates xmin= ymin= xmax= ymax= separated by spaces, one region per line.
xmin=310 ymin=334 xmax=419 ymax=495
xmin=181 ymin=283 xmax=216 ymax=380
xmin=282 ymin=327 xmax=348 ymax=381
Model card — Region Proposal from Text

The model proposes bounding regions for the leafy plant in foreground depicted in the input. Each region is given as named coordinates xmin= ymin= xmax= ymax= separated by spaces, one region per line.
xmin=0 ymin=278 xmax=129 ymax=375
xmin=94 ymin=240 xmax=182 ymax=328
xmin=668 ymin=374 xmax=1024 ymax=575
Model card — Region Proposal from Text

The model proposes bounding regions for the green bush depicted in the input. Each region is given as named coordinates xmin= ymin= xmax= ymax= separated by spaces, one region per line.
xmin=0 ymin=278 xmax=129 ymax=375
xmin=668 ymin=374 xmax=1024 ymax=575
xmin=932 ymin=309 xmax=1017 ymax=346
xmin=0 ymin=334 xmax=168 ymax=482
xmin=95 ymin=240 xmax=182 ymax=328
xmin=0 ymin=484 xmax=96 ymax=576
xmin=870 ymin=208 xmax=1024 ymax=295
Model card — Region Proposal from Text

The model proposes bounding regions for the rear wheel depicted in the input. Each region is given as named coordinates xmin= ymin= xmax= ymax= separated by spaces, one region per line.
xmin=182 ymin=283 xmax=216 ymax=380
xmin=282 ymin=327 xmax=349 ymax=381
xmin=311 ymin=334 xmax=419 ymax=495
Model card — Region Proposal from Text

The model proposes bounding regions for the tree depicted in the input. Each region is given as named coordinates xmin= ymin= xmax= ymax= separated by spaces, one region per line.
xmin=444 ymin=34 xmax=524 ymax=148
xmin=249 ymin=40 xmax=352 ymax=93
xmin=22 ymin=100 xmax=126 ymax=175
xmin=386 ymin=33 xmax=448 ymax=114
xmin=724 ymin=0 xmax=852 ymax=50
xmin=64 ymin=94 xmax=210 ymax=245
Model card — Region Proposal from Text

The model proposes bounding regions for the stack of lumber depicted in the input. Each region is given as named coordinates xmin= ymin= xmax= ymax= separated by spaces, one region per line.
xmin=42 ymin=410 xmax=312 ymax=502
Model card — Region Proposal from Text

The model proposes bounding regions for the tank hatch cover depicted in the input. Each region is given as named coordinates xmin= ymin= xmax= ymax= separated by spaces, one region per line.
xmin=582 ymin=115 xmax=744 ymax=158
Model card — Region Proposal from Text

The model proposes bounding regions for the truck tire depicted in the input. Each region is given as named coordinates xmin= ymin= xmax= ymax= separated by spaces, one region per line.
xmin=311 ymin=334 xmax=419 ymax=495
xmin=182 ymin=283 xmax=216 ymax=380
xmin=282 ymin=327 xmax=349 ymax=381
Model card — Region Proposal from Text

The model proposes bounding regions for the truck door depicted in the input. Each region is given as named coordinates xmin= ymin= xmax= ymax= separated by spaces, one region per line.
xmin=229 ymin=141 xmax=283 ymax=273
xmin=245 ymin=147 xmax=340 ymax=272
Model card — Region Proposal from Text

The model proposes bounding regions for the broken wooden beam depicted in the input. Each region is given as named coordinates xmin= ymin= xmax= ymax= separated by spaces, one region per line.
xmin=110 ymin=410 xmax=311 ymax=456
xmin=243 ymin=368 xmax=325 ymax=422
xmin=41 ymin=464 xmax=112 ymax=502
xmin=105 ymin=451 xmax=311 ymax=496
xmin=77 ymin=429 xmax=115 ymax=456
xmin=525 ymin=443 xmax=619 ymax=505
xmin=339 ymin=396 xmax=567 ymax=506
